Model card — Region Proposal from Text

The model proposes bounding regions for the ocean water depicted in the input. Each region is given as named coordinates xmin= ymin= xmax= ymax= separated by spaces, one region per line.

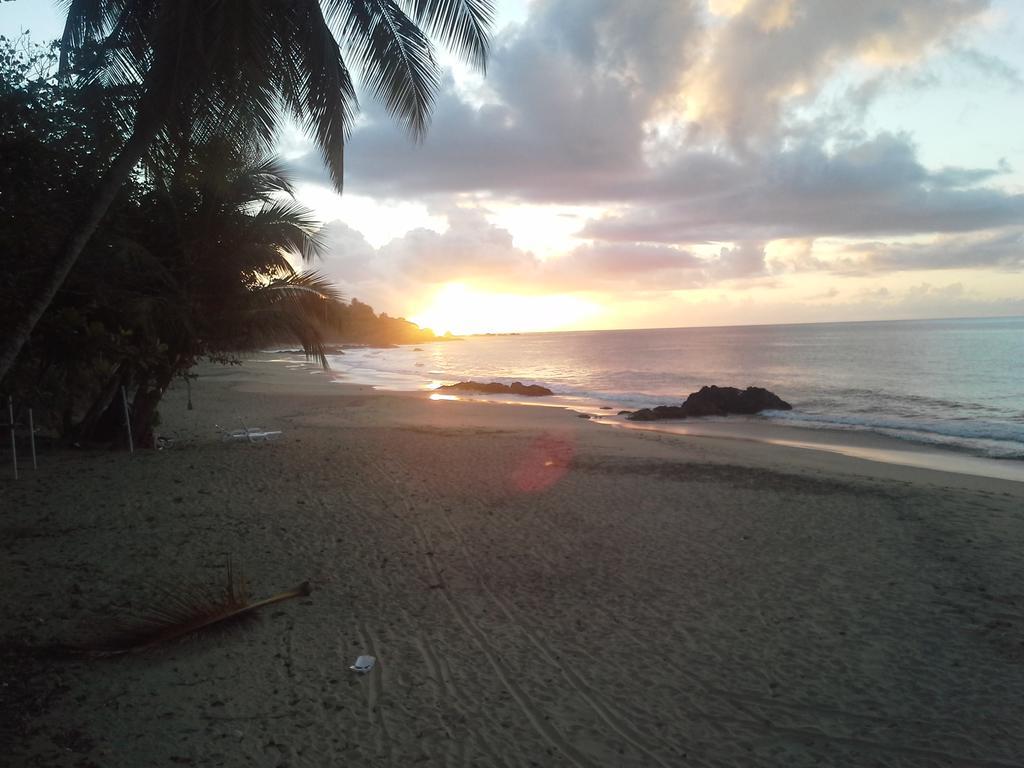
xmin=325 ymin=317 xmax=1024 ymax=460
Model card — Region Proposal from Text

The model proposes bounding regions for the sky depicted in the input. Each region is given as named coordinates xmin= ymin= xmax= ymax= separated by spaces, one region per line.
xmin=3 ymin=0 xmax=1024 ymax=334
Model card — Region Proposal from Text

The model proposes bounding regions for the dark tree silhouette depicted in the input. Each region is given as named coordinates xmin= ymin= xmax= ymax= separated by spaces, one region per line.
xmin=0 ymin=0 xmax=494 ymax=383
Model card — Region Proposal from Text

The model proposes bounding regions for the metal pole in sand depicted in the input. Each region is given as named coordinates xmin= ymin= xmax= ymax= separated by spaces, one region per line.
xmin=8 ymin=395 xmax=17 ymax=480
xmin=28 ymin=408 xmax=37 ymax=470
xmin=121 ymin=386 xmax=134 ymax=455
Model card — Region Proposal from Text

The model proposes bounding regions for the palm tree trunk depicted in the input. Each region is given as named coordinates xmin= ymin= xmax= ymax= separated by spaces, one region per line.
xmin=76 ymin=362 xmax=126 ymax=444
xmin=0 ymin=117 xmax=162 ymax=386
xmin=130 ymin=364 xmax=176 ymax=450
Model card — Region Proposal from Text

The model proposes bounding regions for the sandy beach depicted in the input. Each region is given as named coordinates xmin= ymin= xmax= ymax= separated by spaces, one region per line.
xmin=3 ymin=357 xmax=1024 ymax=767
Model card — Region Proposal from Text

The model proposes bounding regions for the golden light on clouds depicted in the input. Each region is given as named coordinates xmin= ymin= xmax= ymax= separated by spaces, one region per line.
xmin=759 ymin=0 xmax=797 ymax=31
xmin=707 ymin=0 xmax=751 ymax=16
xmin=296 ymin=186 xmax=446 ymax=247
xmin=707 ymin=0 xmax=795 ymax=28
xmin=485 ymin=203 xmax=599 ymax=260
xmin=409 ymin=283 xmax=600 ymax=336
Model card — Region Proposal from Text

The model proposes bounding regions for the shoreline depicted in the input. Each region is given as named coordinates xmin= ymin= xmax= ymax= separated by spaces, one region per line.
xmin=272 ymin=353 xmax=1024 ymax=486
xmin=295 ymin=318 xmax=1024 ymax=467
xmin=611 ymin=417 xmax=1024 ymax=484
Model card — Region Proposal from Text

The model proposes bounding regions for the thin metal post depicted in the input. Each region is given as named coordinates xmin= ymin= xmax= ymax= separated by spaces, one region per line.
xmin=8 ymin=396 xmax=17 ymax=480
xmin=28 ymin=408 xmax=37 ymax=470
xmin=121 ymin=386 xmax=134 ymax=455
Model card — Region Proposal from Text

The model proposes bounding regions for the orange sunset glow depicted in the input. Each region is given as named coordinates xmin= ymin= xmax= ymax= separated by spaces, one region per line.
xmin=409 ymin=283 xmax=600 ymax=336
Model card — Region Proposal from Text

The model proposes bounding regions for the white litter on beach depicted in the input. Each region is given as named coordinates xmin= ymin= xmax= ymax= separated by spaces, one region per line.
xmin=216 ymin=424 xmax=283 ymax=442
xmin=349 ymin=655 xmax=376 ymax=673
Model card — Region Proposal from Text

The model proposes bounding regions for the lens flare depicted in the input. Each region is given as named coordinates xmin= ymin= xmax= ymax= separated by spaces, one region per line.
xmin=511 ymin=433 xmax=575 ymax=493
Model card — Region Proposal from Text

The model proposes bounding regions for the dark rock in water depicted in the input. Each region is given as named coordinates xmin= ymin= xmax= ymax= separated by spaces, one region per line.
xmin=627 ymin=405 xmax=689 ymax=421
xmin=627 ymin=385 xmax=792 ymax=421
xmin=576 ymin=413 xmax=593 ymax=419
xmin=413 ymin=348 xmax=424 ymax=351
xmin=683 ymin=385 xmax=792 ymax=416
xmin=435 ymin=381 xmax=554 ymax=397
xmin=617 ymin=410 xmax=634 ymax=416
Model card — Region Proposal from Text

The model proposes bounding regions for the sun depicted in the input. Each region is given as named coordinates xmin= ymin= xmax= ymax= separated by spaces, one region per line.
xmin=409 ymin=283 xmax=600 ymax=335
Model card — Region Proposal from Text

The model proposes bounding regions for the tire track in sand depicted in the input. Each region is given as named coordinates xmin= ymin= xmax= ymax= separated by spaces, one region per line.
xmin=372 ymin=438 xmax=1024 ymax=767
xmin=350 ymin=475 xmax=536 ymax=768
xmin=410 ymin=632 xmax=509 ymax=768
xmin=432 ymin=494 xmax=707 ymax=768
xmin=372 ymin=463 xmax=597 ymax=768
xmin=355 ymin=620 xmax=393 ymax=765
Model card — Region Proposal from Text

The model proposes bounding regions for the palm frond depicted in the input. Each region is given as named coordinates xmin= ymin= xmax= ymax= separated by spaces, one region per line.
xmin=265 ymin=270 xmax=344 ymax=303
xmin=59 ymin=0 xmax=116 ymax=72
xmin=75 ymin=563 xmax=311 ymax=657
xmin=282 ymin=0 xmax=358 ymax=192
xmin=238 ymin=271 xmax=345 ymax=366
xmin=404 ymin=0 xmax=494 ymax=71
xmin=60 ymin=0 xmax=494 ymax=192
xmin=331 ymin=0 xmax=440 ymax=139
xmin=61 ymin=0 xmax=152 ymax=85
xmin=250 ymin=156 xmax=297 ymax=198
xmin=187 ymin=2 xmax=285 ymax=154
xmin=251 ymin=200 xmax=326 ymax=263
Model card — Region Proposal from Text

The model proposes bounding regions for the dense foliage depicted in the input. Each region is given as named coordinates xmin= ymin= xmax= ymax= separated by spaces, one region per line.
xmin=1 ymin=38 xmax=346 ymax=447
xmin=336 ymin=299 xmax=448 ymax=346
xmin=0 ymin=0 xmax=493 ymax=383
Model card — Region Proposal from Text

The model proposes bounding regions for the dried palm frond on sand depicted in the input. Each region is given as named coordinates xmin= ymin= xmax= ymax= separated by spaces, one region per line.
xmin=16 ymin=562 xmax=311 ymax=659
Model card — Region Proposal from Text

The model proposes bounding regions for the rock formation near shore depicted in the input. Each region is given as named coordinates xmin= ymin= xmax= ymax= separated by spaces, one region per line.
xmin=435 ymin=381 xmax=554 ymax=397
xmin=627 ymin=386 xmax=791 ymax=421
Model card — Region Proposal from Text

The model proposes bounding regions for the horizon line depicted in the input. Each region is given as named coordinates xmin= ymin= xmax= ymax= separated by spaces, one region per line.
xmin=457 ymin=312 xmax=1024 ymax=337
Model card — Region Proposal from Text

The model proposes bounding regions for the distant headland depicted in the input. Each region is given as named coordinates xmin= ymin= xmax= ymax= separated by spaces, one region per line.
xmin=328 ymin=298 xmax=458 ymax=347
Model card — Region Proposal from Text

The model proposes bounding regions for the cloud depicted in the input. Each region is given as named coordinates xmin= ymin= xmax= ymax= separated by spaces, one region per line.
xmin=312 ymin=210 xmax=780 ymax=308
xmin=949 ymin=45 xmax=1023 ymax=88
xmin=305 ymin=0 xmax=704 ymax=204
xmin=712 ymin=241 xmax=768 ymax=279
xmin=380 ymin=207 xmax=538 ymax=283
xmin=839 ymin=228 xmax=1024 ymax=272
xmin=683 ymin=0 xmax=992 ymax=148
xmin=312 ymin=210 xmax=537 ymax=311
xmin=542 ymin=242 xmax=707 ymax=290
xmin=583 ymin=133 xmax=1024 ymax=243
xmin=283 ymin=0 xmax=1022 ymax=309
xmin=303 ymin=1 xmax=1017 ymax=247
xmin=805 ymin=286 xmax=840 ymax=300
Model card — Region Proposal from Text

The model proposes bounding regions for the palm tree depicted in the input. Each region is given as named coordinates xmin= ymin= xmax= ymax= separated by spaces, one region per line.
xmin=81 ymin=142 xmax=350 ymax=446
xmin=0 ymin=0 xmax=494 ymax=383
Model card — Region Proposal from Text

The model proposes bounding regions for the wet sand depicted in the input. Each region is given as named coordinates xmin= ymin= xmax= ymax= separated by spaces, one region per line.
xmin=3 ymin=358 xmax=1024 ymax=767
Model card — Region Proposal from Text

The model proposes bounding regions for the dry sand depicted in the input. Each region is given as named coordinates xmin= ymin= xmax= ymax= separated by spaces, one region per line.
xmin=3 ymin=357 xmax=1024 ymax=767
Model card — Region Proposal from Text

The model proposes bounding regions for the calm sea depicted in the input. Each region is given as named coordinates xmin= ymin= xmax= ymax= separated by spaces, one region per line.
xmin=326 ymin=317 xmax=1024 ymax=460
